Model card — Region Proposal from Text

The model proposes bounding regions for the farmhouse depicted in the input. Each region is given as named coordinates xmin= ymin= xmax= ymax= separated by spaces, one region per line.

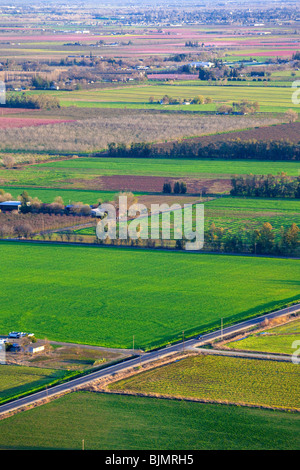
xmin=189 ymin=61 xmax=214 ymax=68
xmin=0 ymin=201 xmax=21 ymax=212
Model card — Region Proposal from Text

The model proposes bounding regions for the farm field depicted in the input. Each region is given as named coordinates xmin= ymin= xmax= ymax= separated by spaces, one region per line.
xmin=2 ymin=157 xmax=299 ymax=194
xmin=36 ymin=157 xmax=300 ymax=177
xmin=0 ymin=243 xmax=299 ymax=349
xmin=226 ymin=318 xmax=300 ymax=355
xmin=0 ymin=112 xmax=281 ymax=153
xmin=204 ymin=197 xmax=300 ymax=233
xmin=109 ymin=354 xmax=300 ymax=410
xmin=20 ymin=83 xmax=300 ymax=113
xmin=158 ymin=121 xmax=300 ymax=147
xmin=74 ymin=197 xmax=300 ymax=239
xmin=0 ymin=117 xmax=75 ymax=129
xmin=0 ymin=3 xmax=300 ymax=452
xmin=0 ymin=364 xmax=70 ymax=404
xmin=0 ymin=392 xmax=299 ymax=450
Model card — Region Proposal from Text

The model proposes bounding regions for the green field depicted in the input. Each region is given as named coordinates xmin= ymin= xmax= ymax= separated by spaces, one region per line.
xmin=20 ymin=83 xmax=300 ymax=113
xmin=0 ymin=243 xmax=299 ymax=349
xmin=75 ymin=197 xmax=300 ymax=238
xmin=110 ymin=355 xmax=300 ymax=410
xmin=32 ymin=157 xmax=300 ymax=177
xmin=0 ymin=364 xmax=70 ymax=404
xmin=0 ymin=392 xmax=298 ymax=450
xmin=226 ymin=319 xmax=300 ymax=355
xmin=1 ymin=158 xmax=299 ymax=192
xmin=205 ymin=197 xmax=300 ymax=233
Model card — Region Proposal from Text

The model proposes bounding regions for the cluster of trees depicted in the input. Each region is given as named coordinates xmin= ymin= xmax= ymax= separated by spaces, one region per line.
xmin=3 ymin=93 xmax=60 ymax=109
xmin=18 ymin=191 xmax=93 ymax=216
xmin=185 ymin=41 xmax=203 ymax=48
xmin=0 ymin=212 xmax=92 ymax=240
xmin=92 ymin=221 xmax=299 ymax=257
xmin=0 ymin=189 xmax=15 ymax=201
xmin=191 ymin=95 xmax=213 ymax=104
xmin=198 ymin=67 xmax=216 ymax=81
xmin=163 ymin=181 xmax=187 ymax=194
xmin=149 ymin=95 xmax=213 ymax=105
xmin=107 ymin=142 xmax=153 ymax=158
xmin=31 ymin=76 xmax=54 ymax=90
xmin=231 ymin=174 xmax=300 ymax=198
xmin=200 ymin=222 xmax=299 ymax=256
xmin=217 ymin=100 xmax=260 ymax=115
xmin=197 ymin=65 xmax=242 ymax=81
xmin=105 ymin=139 xmax=300 ymax=162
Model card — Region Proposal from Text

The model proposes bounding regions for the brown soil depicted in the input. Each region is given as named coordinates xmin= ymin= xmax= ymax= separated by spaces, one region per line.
xmin=153 ymin=121 xmax=300 ymax=151
xmin=67 ymin=175 xmax=231 ymax=194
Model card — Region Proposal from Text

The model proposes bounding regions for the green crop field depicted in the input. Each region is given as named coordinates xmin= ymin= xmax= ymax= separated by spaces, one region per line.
xmin=74 ymin=197 xmax=300 ymax=239
xmin=110 ymin=355 xmax=300 ymax=410
xmin=2 ymin=157 xmax=299 ymax=191
xmin=0 ymin=392 xmax=298 ymax=450
xmin=34 ymin=157 xmax=300 ymax=177
xmin=20 ymin=83 xmax=300 ymax=113
xmin=226 ymin=318 xmax=300 ymax=355
xmin=0 ymin=242 xmax=299 ymax=349
xmin=0 ymin=364 xmax=70 ymax=404
xmin=205 ymin=197 xmax=300 ymax=233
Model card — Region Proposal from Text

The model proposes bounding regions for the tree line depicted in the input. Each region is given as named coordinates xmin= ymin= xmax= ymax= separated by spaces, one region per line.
xmin=1 ymin=93 xmax=60 ymax=109
xmin=103 ymin=140 xmax=300 ymax=161
xmin=14 ymin=191 xmax=94 ymax=216
xmin=92 ymin=221 xmax=299 ymax=257
xmin=201 ymin=222 xmax=299 ymax=257
xmin=231 ymin=174 xmax=300 ymax=198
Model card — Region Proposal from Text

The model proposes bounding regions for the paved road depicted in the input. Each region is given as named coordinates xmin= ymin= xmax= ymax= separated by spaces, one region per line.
xmin=0 ymin=302 xmax=299 ymax=417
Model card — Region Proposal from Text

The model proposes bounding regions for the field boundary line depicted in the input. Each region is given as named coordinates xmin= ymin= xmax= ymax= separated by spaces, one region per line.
xmin=193 ymin=347 xmax=294 ymax=362
xmin=88 ymin=389 xmax=300 ymax=414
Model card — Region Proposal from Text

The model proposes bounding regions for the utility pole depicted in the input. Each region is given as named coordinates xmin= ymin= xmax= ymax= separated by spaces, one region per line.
xmin=133 ymin=335 xmax=134 ymax=352
xmin=182 ymin=331 xmax=185 ymax=351
xmin=221 ymin=318 xmax=223 ymax=340
xmin=82 ymin=439 xmax=84 ymax=451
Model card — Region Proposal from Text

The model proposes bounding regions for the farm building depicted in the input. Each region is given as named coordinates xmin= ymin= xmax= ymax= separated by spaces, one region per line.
xmin=91 ymin=207 xmax=106 ymax=218
xmin=27 ymin=344 xmax=45 ymax=354
xmin=189 ymin=61 xmax=214 ymax=68
xmin=0 ymin=201 xmax=21 ymax=212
